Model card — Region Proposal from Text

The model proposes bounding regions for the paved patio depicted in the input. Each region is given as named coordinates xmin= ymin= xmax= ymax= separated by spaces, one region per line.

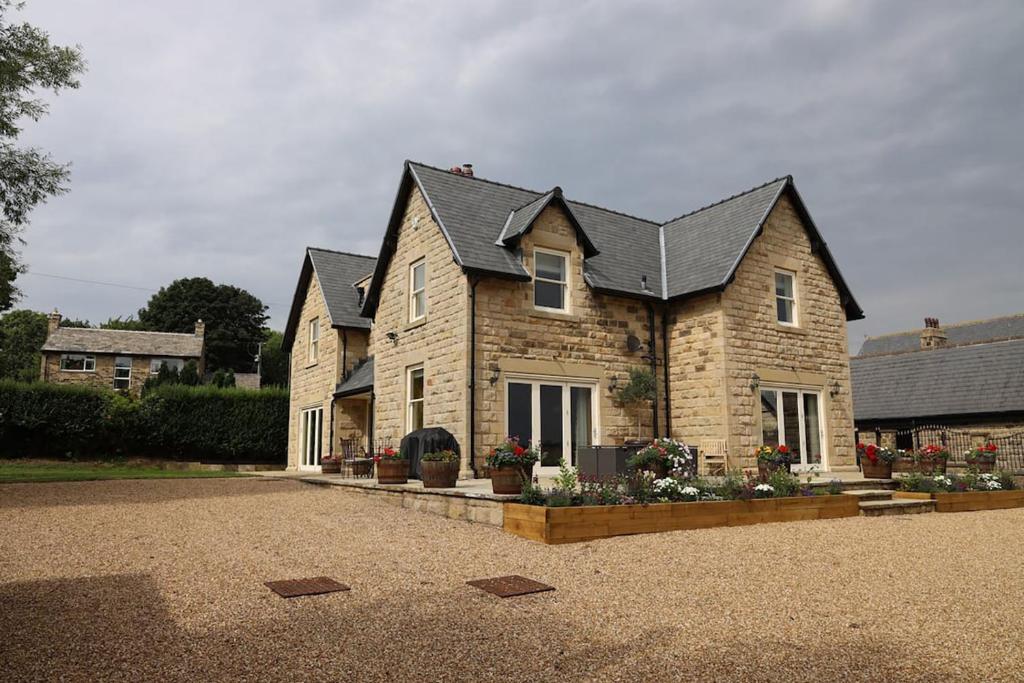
xmin=3 ymin=477 xmax=1023 ymax=681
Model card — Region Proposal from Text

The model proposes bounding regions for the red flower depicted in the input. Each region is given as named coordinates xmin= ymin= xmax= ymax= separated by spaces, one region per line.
xmin=777 ymin=444 xmax=789 ymax=454
xmin=986 ymin=443 xmax=998 ymax=452
xmin=513 ymin=446 xmax=525 ymax=456
xmin=383 ymin=447 xmax=396 ymax=457
xmin=865 ymin=443 xmax=879 ymax=463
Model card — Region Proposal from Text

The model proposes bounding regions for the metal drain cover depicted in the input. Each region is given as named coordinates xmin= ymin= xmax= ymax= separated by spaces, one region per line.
xmin=466 ymin=575 xmax=554 ymax=598
xmin=265 ymin=576 xmax=350 ymax=598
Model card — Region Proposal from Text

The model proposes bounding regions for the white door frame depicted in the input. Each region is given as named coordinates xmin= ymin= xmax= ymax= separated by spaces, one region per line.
xmin=298 ymin=405 xmax=323 ymax=471
xmin=760 ymin=385 xmax=827 ymax=472
xmin=504 ymin=374 xmax=600 ymax=478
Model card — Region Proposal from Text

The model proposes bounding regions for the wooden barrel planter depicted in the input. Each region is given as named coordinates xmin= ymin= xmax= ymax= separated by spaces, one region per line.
xmin=321 ymin=457 xmax=341 ymax=474
xmin=892 ymin=457 xmax=915 ymax=473
xmin=377 ymin=459 xmax=410 ymax=485
xmin=918 ymin=458 xmax=948 ymax=475
xmin=421 ymin=460 xmax=458 ymax=489
xmin=490 ymin=464 xmax=532 ymax=495
xmin=861 ymin=460 xmax=892 ymax=479
xmin=966 ymin=459 xmax=996 ymax=474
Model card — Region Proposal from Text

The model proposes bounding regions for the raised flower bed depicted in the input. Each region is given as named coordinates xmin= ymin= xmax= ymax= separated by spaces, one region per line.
xmin=892 ymin=471 xmax=1021 ymax=512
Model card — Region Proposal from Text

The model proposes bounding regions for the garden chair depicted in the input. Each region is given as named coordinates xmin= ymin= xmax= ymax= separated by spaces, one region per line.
xmin=699 ymin=438 xmax=729 ymax=476
xmin=341 ymin=438 xmax=373 ymax=478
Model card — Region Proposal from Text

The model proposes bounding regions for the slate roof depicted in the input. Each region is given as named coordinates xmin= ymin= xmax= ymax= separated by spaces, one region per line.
xmin=857 ymin=314 xmax=1024 ymax=356
xmin=361 ymin=161 xmax=861 ymax=319
xmin=334 ymin=357 xmax=373 ymax=397
xmin=42 ymin=328 xmax=203 ymax=357
xmin=851 ymin=339 xmax=1024 ymax=421
xmin=282 ymin=247 xmax=376 ymax=351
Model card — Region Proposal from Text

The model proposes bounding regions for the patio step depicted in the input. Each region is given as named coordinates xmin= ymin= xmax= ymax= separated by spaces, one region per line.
xmin=841 ymin=489 xmax=895 ymax=502
xmin=859 ymin=498 xmax=935 ymax=517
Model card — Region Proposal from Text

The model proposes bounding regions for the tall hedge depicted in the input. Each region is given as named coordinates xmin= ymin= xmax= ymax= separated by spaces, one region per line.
xmin=0 ymin=380 xmax=288 ymax=463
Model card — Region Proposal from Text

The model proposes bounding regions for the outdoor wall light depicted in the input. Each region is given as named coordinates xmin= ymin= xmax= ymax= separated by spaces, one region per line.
xmin=829 ymin=380 xmax=841 ymax=398
xmin=385 ymin=331 xmax=399 ymax=345
xmin=608 ymin=374 xmax=619 ymax=393
xmin=488 ymin=367 xmax=500 ymax=385
xmin=749 ymin=372 xmax=760 ymax=392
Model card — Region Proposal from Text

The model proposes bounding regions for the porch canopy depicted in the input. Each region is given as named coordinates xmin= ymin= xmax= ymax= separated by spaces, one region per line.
xmin=334 ymin=357 xmax=374 ymax=398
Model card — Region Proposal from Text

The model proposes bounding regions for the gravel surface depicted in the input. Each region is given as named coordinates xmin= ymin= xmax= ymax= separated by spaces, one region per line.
xmin=2 ymin=478 xmax=1022 ymax=682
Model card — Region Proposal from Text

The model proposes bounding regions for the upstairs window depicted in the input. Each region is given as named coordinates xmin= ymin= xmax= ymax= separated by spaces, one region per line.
xmin=534 ymin=248 xmax=569 ymax=313
xmin=113 ymin=357 xmax=132 ymax=389
xmin=774 ymin=269 xmax=797 ymax=326
xmin=308 ymin=317 xmax=320 ymax=364
xmin=409 ymin=259 xmax=426 ymax=322
xmin=60 ymin=354 xmax=95 ymax=372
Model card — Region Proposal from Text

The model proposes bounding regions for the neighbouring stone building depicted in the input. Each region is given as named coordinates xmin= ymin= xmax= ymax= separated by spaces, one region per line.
xmin=283 ymin=161 xmax=863 ymax=476
xmin=39 ymin=310 xmax=205 ymax=396
xmin=852 ymin=314 xmax=1024 ymax=456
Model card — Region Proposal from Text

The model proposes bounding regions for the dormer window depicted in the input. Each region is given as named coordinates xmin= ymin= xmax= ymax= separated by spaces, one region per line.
xmin=534 ymin=248 xmax=569 ymax=313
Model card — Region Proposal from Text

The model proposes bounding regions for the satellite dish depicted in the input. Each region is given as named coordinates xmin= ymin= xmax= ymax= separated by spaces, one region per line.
xmin=626 ymin=334 xmax=642 ymax=352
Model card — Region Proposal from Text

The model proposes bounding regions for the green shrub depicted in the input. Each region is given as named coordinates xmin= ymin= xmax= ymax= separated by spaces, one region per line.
xmin=0 ymin=380 xmax=287 ymax=463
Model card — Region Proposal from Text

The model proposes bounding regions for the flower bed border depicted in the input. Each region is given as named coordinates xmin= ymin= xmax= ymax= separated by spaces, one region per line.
xmin=503 ymin=495 xmax=859 ymax=545
xmin=892 ymin=490 xmax=1024 ymax=513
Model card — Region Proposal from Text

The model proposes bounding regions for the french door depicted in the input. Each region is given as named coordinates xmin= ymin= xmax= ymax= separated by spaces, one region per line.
xmin=506 ymin=377 xmax=599 ymax=476
xmin=759 ymin=387 xmax=825 ymax=471
xmin=299 ymin=407 xmax=323 ymax=470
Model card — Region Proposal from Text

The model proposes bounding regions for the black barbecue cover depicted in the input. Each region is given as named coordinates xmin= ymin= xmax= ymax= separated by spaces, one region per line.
xmin=399 ymin=427 xmax=461 ymax=479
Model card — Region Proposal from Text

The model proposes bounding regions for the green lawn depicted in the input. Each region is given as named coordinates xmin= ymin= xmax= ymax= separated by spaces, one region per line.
xmin=0 ymin=461 xmax=252 ymax=483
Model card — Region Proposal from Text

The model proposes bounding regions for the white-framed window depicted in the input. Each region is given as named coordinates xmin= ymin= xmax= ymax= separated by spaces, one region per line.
xmin=308 ymin=317 xmax=320 ymax=364
xmin=409 ymin=259 xmax=426 ymax=322
xmin=113 ymin=357 xmax=132 ymax=390
xmin=774 ymin=269 xmax=797 ymax=326
xmin=299 ymin=406 xmax=323 ymax=469
xmin=760 ymin=386 xmax=824 ymax=470
xmin=406 ymin=365 xmax=424 ymax=432
xmin=59 ymin=354 xmax=95 ymax=372
xmin=533 ymin=248 xmax=569 ymax=313
xmin=150 ymin=358 xmax=184 ymax=375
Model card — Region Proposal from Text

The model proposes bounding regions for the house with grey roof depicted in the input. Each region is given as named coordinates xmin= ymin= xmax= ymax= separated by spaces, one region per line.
xmin=40 ymin=310 xmax=205 ymax=396
xmin=283 ymin=161 xmax=863 ymax=476
xmin=852 ymin=314 xmax=1024 ymax=455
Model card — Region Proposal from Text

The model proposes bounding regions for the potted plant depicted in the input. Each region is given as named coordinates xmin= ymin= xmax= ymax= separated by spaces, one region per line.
xmin=755 ymin=444 xmax=792 ymax=477
xmin=916 ymin=444 xmax=949 ymax=475
xmin=421 ymin=449 xmax=459 ymax=488
xmin=374 ymin=447 xmax=408 ymax=484
xmin=892 ymin=448 xmax=915 ymax=473
xmin=965 ymin=443 xmax=998 ymax=473
xmin=616 ymin=367 xmax=656 ymax=440
xmin=857 ymin=442 xmax=896 ymax=479
xmin=321 ymin=453 xmax=341 ymax=474
xmin=486 ymin=437 xmax=540 ymax=494
xmin=627 ymin=438 xmax=693 ymax=479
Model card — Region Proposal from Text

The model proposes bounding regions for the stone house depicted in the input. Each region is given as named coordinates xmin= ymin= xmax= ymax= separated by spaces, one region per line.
xmin=852 ymin=314 xmax=1024 ymax=452
xmin=39 ymin=310 xmax=205 ymax=396
xmin=283 ymin=161 xmax=863 ymax=476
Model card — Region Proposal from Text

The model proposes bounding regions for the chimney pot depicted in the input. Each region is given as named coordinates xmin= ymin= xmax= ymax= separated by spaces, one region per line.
xmin=449 ymin=165 xmax=463 ymax=175
xmin=461 ymin=163 xmax=474 ymax=177
xmin=47 ymin=309 xmax=62 ymax=335
xmin=194 ymin=319 xmax=205 ymax=337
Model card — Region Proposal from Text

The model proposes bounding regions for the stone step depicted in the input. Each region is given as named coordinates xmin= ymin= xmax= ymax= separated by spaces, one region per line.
xmin=859 ymin=498 xmax=935 ymax=517
xmin=842 ymin=489 xmax=894 ymax=502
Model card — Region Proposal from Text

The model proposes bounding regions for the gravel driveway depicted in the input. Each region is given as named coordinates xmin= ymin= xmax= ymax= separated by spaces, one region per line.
xmin=2 ymin=478 xmax=1022 ymax=682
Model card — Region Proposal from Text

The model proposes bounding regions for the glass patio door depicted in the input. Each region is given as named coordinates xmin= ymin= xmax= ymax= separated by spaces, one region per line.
xmin=759 ymin=387 xmax=824 ymax=471
xmin=506 ymin=379 xmax=597 ymax=476
xmin=299 ymin=407 xmax=323 ymax=470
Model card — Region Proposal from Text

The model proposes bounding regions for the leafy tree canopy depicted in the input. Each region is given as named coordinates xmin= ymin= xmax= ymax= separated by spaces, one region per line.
xmin=0 ymin=2 xmax=86 ymax=311
xmin=259 ymin=329 xmax=287 ymax=388
xmin=58 ymin=316 xmax=90 ymax=328
xmin=0 ymin=308 xmax=46 ymax=381
xmin=137 ymin=277 xmax=268 ymax=372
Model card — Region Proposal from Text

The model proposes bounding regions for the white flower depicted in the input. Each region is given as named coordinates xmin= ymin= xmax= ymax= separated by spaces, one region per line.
xmin=681 ymin=486 xmax=700 ymax=497
xmin=754 ymin=484 xmax=774 ymax=492
xmin=933 ymin=476 xmax=952 ymax=487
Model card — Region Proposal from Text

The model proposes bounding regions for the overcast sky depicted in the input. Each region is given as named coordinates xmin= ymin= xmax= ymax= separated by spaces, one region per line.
xmin=13 ymin=0 xmax=1024 ymax=353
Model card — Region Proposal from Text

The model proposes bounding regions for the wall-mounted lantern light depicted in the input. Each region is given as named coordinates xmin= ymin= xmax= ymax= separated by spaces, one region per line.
xmin=749 ymin=372 xmax=760 ymax=392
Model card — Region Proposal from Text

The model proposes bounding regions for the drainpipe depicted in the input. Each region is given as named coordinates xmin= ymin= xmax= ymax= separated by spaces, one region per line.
xmin=328 ymin=396 xmax=335 ymax=458
xmin=662 ymin=305 xmax=671 ymax=437
xmin=468 ymin=276 xmax=480 ymax=477
xmin=341 ymin=329 xmax=349 ymax=380
xmin=645 ymin=302 xmax=660 ymax=438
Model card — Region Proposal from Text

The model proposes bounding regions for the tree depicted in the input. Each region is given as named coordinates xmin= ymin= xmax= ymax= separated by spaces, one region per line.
xmin=259 ymin=329 xmax=287 ymax=387
xmin=0 ymin=308 xmax=46 ymax=380
xmin=616 ymin=367 xmax=656 ymax=439
xmin=137 ymin=277 xmax=268 ymax=372
xmin=58 ymin=316 xmax=90 ymax=328
xmin=0 ymin=3 xmax=86 ymax=311
xmin=100 ymin=315 xmax=146 ymax=330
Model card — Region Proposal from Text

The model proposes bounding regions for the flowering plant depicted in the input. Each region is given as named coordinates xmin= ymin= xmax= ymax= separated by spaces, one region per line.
xmin=373 ymin=447 xmax=404 ymax=463
xmin=856 ymin=442 xmax=897 ymax=464
xmin=628 ymin=438 xmax=693 ymax=473
xmin=965 ymin=443 xmax=998 ymax=463
xmin=900 ymin=470 xmax=1015 ymax=493
xmin=651 ymin=477 xmax=708 ymax=502
xmin=916 ymin=444 xmax=949 ymax=462
xmin=421 ymin=449 xmax=458 ymax=463
xmin=752 ymin=483 xmax=775 ymax=499
xmin=486 ymin=436 xmax=540 ymax=468
xmin=755 ymin=444 xmax=792 ymax=465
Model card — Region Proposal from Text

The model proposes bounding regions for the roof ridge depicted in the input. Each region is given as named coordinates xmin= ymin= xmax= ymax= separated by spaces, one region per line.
xmin=509 ymin=189 xmax=554 ymax=214
xmin=854 ymin=336 xmax=1024 ymax=359
xmin=660 ymin=175 xmax=791 ymax=228
xmin=862 ymin=312 xmax=1024 ymax=342
xmin=308 ymin=246 xmax=377 ymax=260
xmin=56 ymin=327 xmax=195 ymax=337
xmin=408 ymin=160 xmax=660 ymax=226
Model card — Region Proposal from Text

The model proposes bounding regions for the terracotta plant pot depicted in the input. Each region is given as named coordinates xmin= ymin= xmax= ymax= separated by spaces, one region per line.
xmin=422 ymin=460 xmax=458 ymax=488
xmin=321 ymin=458 xmax=341 ymax=474
xmin=757 ymin=461 xmax=791 ymax=479
xmin=861 ymin=459 xmax=892 ymax=479
xmin=376 ymin=459 xmax=409 ymax=485
xmin=490 ymin=464 xmax=531 ymax=495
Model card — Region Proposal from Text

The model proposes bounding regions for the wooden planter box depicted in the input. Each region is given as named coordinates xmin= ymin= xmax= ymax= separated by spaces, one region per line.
xmin=893 ymin=490 xmax=1024 ymax=513
xmin=503 ymin=495 xmax=859 ymax=545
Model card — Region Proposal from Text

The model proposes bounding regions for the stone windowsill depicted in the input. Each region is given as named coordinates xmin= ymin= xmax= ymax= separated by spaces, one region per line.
xmin=403 ymin=316 xmax=428 ymax=332
xmin=528 ymin=309 xmax=580 ymax=324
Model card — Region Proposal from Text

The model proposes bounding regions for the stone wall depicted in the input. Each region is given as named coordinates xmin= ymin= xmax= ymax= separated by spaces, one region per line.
xmin=40 ymin=352 xmax=198 ymax=397
xmin=473 ymin=204 xmax=667 ymax=472
xmin=370 ymin=185 xmax=471 ymax=473
xmin=717 ymin=192 xmax=857 ymax=470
